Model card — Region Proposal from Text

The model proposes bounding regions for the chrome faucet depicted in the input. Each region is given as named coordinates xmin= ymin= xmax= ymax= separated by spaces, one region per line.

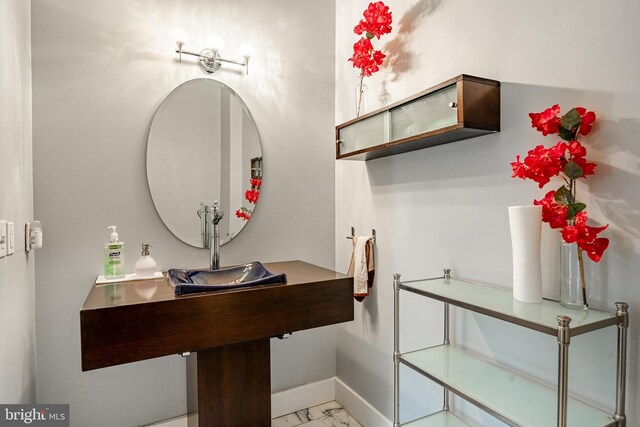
xmin=210 ymin=201 xmax=224 ymax=270
xmin=197 ymin=201 xmax=224 ymax=270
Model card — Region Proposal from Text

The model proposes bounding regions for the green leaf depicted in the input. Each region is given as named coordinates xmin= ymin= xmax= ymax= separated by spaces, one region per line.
xmin=557 ymin=126 xmax=576 ymax=141
xmin=564 ymin=161 xmax=584 ymax=179
xmin=562 ymin=108 xmax=581 ymax=130
xmin=567 ymin=202 xmax=586 ymax=219
xmin=554 ymin=185 xmax=572 ymax=205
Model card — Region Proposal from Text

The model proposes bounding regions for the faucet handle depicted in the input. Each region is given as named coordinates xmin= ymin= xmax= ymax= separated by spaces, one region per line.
xmin=212 ymin=201 xmax=224 ymax=219
xmin=198 ymin=202 xmax=217 ymax=218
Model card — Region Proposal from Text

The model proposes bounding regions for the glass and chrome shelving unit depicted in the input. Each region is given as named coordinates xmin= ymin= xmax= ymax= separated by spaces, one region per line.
xmin=336 ymin=75 xmax=500 ymax=161
xmin=392 ymin=269 xmax=629 ymax=427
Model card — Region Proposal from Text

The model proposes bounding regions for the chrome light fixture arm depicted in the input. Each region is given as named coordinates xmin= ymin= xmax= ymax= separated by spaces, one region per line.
xmin=175 ymin=46 xmax=249 ymax=75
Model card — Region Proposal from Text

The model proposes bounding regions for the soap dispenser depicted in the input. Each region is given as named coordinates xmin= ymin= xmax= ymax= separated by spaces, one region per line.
xmin=134 ymin=242 xmax=158 ymax=279
xmin=104 ymin=226 xmax=125 ymax=279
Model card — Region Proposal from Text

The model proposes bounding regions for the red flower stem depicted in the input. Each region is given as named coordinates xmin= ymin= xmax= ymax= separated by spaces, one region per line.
xmin=570 ymin=177 xmax=575 ymax=203
xmin=569 ymin=169 xmax=588 ymax=307
xmin=357 ymin=73 xmax=365 ymax=117
xmin=577 ymin=246 xmax=588 ymax=307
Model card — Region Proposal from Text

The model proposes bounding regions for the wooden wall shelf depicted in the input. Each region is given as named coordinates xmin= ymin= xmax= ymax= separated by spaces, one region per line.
xmin=336 ymin=75 xmax=500 ymax=161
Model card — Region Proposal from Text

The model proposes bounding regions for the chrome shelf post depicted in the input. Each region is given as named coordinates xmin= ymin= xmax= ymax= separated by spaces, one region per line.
xmin=614 ymin=302 xmax=629 ymax=426
xmin=393 ymin=273 xmax=401 ymax=427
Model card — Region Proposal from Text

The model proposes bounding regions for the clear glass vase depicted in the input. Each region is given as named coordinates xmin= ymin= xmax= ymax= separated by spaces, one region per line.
xmin=355 ymin=80 xmax=368 ymax=117
xmin=560 ymin=241 xmax=592 ymax=309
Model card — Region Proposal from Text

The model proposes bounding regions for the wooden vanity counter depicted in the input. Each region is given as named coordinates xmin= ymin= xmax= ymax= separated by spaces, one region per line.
xmin=81 ymin=260 xmax=354 ymax=426
xmin=81 ymin=260 xmax=354 ymax=371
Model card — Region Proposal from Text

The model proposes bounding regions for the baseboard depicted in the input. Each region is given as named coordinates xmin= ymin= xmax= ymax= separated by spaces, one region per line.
xmin=145 ymin=414 xmax=187 ymax=427
xmin=335 ymin=378 xmax=393 ymax=427
xmin=271 ymin=377 xmax=337 ymax=418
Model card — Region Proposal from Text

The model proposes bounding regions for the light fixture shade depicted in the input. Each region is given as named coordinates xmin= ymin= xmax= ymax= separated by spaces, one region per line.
xmin=238 ymin=42 xmax=256 ymax=58
xmin=168 ymin=27 xmax=191 ymax=44
xmin=205 ymin=34 xmax=226 ymax=52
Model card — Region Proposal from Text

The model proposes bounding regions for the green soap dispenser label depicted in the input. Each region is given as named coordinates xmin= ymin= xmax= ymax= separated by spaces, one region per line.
xmin=105 ymin=226 xmax=125 ymax=279
xmin=104 ymin=249 xmax=124 ymax=277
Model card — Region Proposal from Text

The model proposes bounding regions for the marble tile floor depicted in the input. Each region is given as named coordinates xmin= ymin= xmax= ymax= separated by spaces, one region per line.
xmin=271 ymin=401 xmax=362 ymax=427
xmin=146 ymin=401 xmax=362 ymax=427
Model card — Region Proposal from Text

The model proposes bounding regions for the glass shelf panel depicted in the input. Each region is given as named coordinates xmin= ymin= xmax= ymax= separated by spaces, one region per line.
xmin=390 ymin=85 xmax=458 ymax=141
xmin=403 ymin=411 xmax=471 ymax=427
xmin=338 ymin=111 xmax=388 ymax=156
xmin=401 ymin=346 xmax=615 ymax=427
xmin=400 ymin=277 xmax=617 ymax=335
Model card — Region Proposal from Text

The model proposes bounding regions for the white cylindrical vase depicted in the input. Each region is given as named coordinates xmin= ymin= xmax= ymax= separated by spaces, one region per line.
xmin=508 ymin=205 xmax=543 ymax=303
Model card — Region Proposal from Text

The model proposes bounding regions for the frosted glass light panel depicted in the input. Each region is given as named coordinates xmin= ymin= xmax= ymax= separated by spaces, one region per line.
xmin=390 ymin=85 xmax=457 ymax=141
xmin=337 ymin=112 xmax=388 ymax=157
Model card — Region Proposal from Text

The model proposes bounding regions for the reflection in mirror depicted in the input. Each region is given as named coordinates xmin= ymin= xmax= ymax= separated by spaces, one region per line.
xmin=147 ymin=79 xmax=262 ymax=247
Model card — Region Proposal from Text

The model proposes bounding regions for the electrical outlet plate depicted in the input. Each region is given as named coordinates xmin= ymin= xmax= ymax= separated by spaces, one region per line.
xmin=7 ymin=222 xmax=14 ymax=255
xmin=0 ymin=221 xmax=6 ymax=258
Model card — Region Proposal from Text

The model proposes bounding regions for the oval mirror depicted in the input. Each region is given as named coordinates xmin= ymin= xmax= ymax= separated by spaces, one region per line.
xmin=147 ymin=78 xmax=262 ymax=247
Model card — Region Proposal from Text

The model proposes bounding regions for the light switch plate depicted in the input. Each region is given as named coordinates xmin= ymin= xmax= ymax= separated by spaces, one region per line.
xmin=7 ymin=222 xmax=14 ymax=255
xmin=0 ymin=221 xmax=6 ymax=258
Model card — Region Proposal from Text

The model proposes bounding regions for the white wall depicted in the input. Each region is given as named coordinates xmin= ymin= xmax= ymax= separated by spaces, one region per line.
xmin=0 ymin=0 xmax=36 ymax=405
xmin=31 ymin=0 xmax=336 ymax=426
xmin=336 ymin=0 xmax=640 ymax=425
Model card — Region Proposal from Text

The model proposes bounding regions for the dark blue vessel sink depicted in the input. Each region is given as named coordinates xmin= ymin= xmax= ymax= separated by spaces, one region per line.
xmin=168 ymin=262 xmax=287 ymax=296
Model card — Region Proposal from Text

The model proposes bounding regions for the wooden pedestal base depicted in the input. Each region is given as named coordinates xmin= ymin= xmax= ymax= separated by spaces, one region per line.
xmin=188 ymin=339 xmax=271 ymax=427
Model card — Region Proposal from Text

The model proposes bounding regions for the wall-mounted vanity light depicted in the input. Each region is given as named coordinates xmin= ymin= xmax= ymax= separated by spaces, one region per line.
xmin=169 ymin=27 xmax=255 ymax=75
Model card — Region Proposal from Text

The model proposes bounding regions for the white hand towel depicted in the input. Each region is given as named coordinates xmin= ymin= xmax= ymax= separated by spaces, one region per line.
xmin=347 ymin=236 xmax=375 ymax=301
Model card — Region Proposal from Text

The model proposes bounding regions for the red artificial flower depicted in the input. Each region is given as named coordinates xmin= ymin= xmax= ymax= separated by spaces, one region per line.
xmin=349 ymin=2 xmax=391 ymax=78
xmin=354 ymin=1 xmax=392 ymax=39
xmin=351 ymin=39 xmax=379 ymax=74
xmin=349 ymin=37 xmax=373 ymax=69
xmin=575 ymin=107 xmax=596 ymax=136
xmin=372 ymin=50 xmax=385 ymax=64
xmin=235 ymin=209 xmax=251 ymax=221
xmin=560 ymin=212 xmax=609 ymax=262
xmin=529 ymin=104 xmax=561 ymax=136
xmin=354 ymin=36 xmax=373 ymax=53
xmin=567 ymin=140 xmax=597 ymax=177
xmin=245 ymin=189 xmax=260 ymax=204
xmin=549 ymin=140 xmax=570 ymax=168
xmin=348 ymin=37 xmax=386 ymax=77
xmin=534 ymin=191 xmax=568 ymax=229
xmin=511 ymin=139 xmax=598 ymax=186
xmin=237 ymin=179 xmax=261 ymax=220
xmin=514 ymin=104 xmax=607 ymax=264
xmin=353 ymin=22 xmax=366 ymax=36
xmin=567 ymin=140 xmax=586 ymax=157
xmin=572 ymin=154 xmax=597 ymax=177
xmin=511 ymin=144 xmax=564 ymax=188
